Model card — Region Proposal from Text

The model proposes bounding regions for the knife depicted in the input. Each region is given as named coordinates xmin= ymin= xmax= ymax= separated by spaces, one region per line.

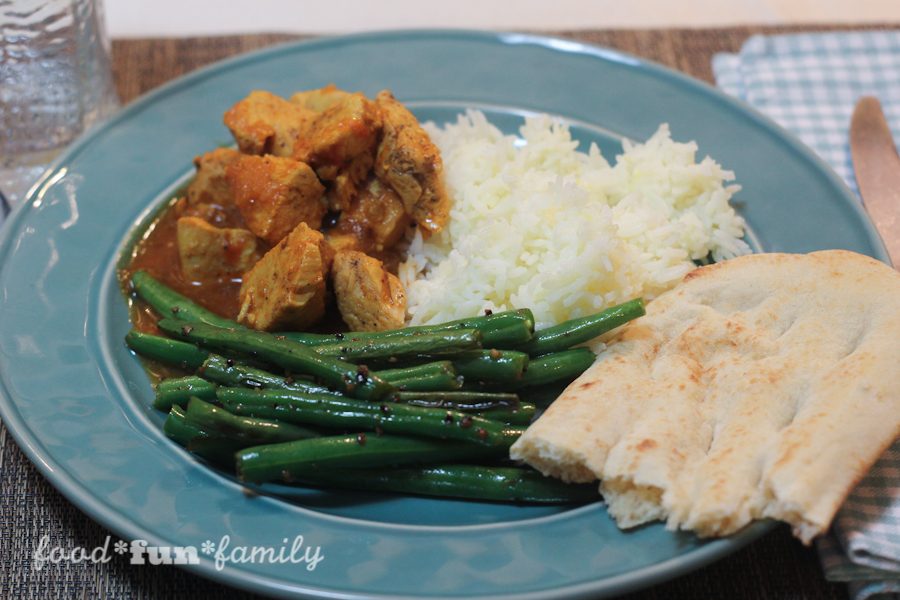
xmin=849 ymin=96 xmax=900 ymax=268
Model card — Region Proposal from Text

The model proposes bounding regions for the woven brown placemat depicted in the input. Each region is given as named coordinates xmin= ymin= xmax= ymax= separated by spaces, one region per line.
xmin=6 ymin=24 xmax=894 ymax=599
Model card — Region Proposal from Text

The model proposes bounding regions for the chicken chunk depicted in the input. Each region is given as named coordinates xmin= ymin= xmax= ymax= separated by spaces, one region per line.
xmin=337 ymin=178 xmax=411 ymax=252
xmin=226 ymin=155 xmax=327 ymax=245
xmin=186 ymin=147 xmax=241 ymax=206
xmin=225 ymin=89 xmax=380 ymax=177
xmin=290 ymin=84 xmax=351 ymax=113
xmin=181 ymin=148 xmax=244 ymax=226
xmin=328 ymin=151 xmax=374 ymax=212
xmin=324 ymin=231 xmax=362 ymax=255
xmin=373 ymin=90 xmax=450 ymax=234
xmin=176 ymin=217 xmax=259 ymax=280
xmin=237 ymin=223 xmax=334 ymax=331
xmin=223 ymin=90 xmax=315 ymax=156
xmin=332 ymin=251 xmax=406 ymax=332
xmin=293 ymin=93 xmax=382 ymax=179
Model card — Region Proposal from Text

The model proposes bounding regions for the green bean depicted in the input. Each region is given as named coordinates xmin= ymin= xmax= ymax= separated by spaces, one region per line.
xmin=154 ymin=375 xmax=217 ymax=411
xmin=370 ymin=350 xmax=528 ymax=384
xmin=379 ymin=362 xmax=462 ymax=392
xmin=313 ymin=329 xmax=483 ymax=361
xmin=376 ymin=361 xmax=461 ymax=392
xmin=385 ymin=372 xmax=462 ymax=392
xmin=282 ymin=464 xmax=597 ymax=504
xmin=131 ymin=270 xmax=240 ymax=329
xmin=132 ymin=273 xmax=609 ymax=503
xmin=278 ymin=331 xmax=346 ymax=345
xmin=517 ymin=348 xmax=596 ymax=388
xmin=217 ymin=387 xmax=524 ymax=448
xmin=517 ymin=298 xmax=645 ymax=356
xmin=390 ymin=392 xmax=535 ymax=424
xmin=449 ymin=350 xmax=528 ymax=384
xmin=162 ymin=405 xmax=242 ymax=466
xmin=453 ymin=309 xmax=535 ymax=347
xmin=156 ymin=318 xmax=393 ymax=400
xmin=279 ymin=308 xmax=535 ymax=348
xmin=374 ymin=361 xmax=455 ymax=382
xmin=236 ymin=434 xmax=509 ymax=484
xmin=198 ymin=354 xmax=338 ymax=395
xmin=394 ymin=391 xmax=520 ymax=410
xmin=480 ymin=321 xmax=537 ymax=348
xmin=474 ymin=404 xmax=535 ymax=425
xmin=184 ymin=397 xmax=320 ymax=445
xmin=163 ymin=404 xmax=206 ymax=447
xmin=126 ymin=330 xmax=209 ymax=370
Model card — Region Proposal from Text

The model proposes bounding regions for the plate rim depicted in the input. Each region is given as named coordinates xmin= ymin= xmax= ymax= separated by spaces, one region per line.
xmin=0 ymin=28 xmax=880 ymax=599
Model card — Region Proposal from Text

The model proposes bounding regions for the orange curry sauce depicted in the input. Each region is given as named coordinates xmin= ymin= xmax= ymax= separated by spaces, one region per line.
xmin=119 ymin=195 xmax=406 ymax=337
xmin=119 ymin=197 xmax=246 ymax=336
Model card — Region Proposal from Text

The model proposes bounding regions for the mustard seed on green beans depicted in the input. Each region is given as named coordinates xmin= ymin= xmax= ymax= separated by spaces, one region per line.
xmin=372 ymin=350 xmax=528 ymax=385
xmin=198 ymin=354 xmax=338 ymax=396
xmin=126 ymin=267 xmax=639 ymax=504
xmin=280 ymin=308 xmax=536 ymax=348
xmin=216 ymin=387 xmax=521 ymax=448
xmin=313 ymin=329 xmax=483 ymax=361
xmin=394 ymin=391 xmax=521 ymax=410
xmin=156 ymin=318 xmax=394 ymax=400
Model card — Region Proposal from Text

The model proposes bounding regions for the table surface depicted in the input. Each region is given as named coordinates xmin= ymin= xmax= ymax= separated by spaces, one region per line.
xmin=2 ymin=24 xmax=887 ymax=600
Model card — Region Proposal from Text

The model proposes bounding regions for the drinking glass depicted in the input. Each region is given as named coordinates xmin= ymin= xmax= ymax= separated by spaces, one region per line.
xmin=1 ymin=0 xmax=119 ymax=210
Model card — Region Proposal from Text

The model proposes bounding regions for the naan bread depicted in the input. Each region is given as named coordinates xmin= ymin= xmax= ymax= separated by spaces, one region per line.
xmin=510 ymin=250 xmax=900 ymax=543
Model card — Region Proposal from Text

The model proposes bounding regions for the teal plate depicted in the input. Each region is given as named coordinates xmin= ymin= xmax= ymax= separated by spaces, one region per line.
xmin=0 ymin=30 xmax=888 ymax=599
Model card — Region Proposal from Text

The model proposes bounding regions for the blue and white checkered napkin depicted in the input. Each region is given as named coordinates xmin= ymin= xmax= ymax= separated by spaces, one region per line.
xmin=714 ymin=30 xmax=900 ymax=195
xmin=713 ymin=31 xmax=900 ymax=600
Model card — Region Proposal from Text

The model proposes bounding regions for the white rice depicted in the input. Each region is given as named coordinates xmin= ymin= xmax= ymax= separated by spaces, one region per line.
xmin=399 ymin=110 xmax=750 ymax=329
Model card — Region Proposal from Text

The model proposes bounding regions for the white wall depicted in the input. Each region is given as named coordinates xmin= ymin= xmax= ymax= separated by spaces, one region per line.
xmin=105 ymin=0 xmax=900 ymax=38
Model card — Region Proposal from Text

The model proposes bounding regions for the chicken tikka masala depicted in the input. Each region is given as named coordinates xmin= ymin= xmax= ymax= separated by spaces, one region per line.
xmin=124 ymin=85 xmax=450 ymax=334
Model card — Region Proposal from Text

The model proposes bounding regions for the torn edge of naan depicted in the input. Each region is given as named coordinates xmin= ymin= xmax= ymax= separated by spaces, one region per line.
xmin=600 ymin=479 xmax=667 ymax=528
xmin=508 ymin=437 xmax=596 ymax=483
